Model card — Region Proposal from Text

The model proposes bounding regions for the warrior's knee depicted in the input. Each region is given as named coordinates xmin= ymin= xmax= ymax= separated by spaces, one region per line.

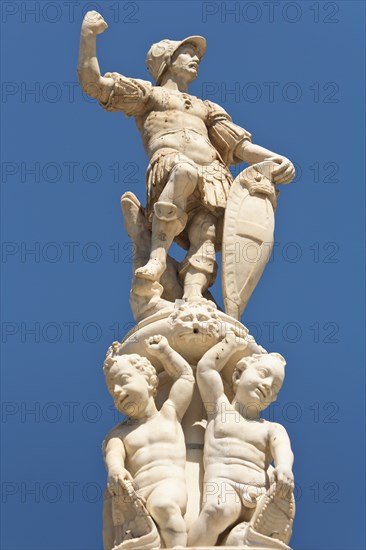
xmin=173 ymin=161 xmax=198 ymax=182
xmin=171 ymin=162 xmax=198 ymax=194
xmin=154 ymin=201 xmax=188 ymax=231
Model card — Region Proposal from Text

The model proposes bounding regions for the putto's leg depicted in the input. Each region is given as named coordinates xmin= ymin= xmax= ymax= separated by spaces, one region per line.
xmin=187 ymin=480 xmax=242 ymax=546
xmin=150 ymin=503 xmax=187 ymax=548
xmin=146 ymin=481 xmax=188 ymax=548
xmin=135 ymin=162 xmax=198 ymax=282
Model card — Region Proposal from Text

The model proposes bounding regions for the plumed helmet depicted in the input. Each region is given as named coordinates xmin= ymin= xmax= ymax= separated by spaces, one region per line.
xmin=146 ymin=36 xmax=206 ymax=85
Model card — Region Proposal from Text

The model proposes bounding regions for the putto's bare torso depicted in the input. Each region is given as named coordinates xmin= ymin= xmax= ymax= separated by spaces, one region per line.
xmin=136 ymin=88 xmax=218 ymax=164
xmin=204 ymin=404 xmax=272 ymax=487
xmin=114 ymin=410 xmax=187 ymax=495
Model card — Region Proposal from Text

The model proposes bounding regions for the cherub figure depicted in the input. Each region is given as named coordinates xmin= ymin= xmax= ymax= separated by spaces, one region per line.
xmin=188 ymin=332 xmax=294 ymax=547
xmin=103 ymin=335 xmax=194 ymax=549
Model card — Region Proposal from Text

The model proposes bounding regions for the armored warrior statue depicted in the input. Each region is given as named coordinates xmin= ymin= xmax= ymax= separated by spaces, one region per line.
xmin=78 ymin=11 xmax=295 ymax=320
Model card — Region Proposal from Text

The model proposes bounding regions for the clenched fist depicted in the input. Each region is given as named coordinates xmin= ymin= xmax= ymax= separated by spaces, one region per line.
xmin=82 ymin=11 xmax=108 ymax=34
xmin=145 ymin=334 xmax=170 ymax=356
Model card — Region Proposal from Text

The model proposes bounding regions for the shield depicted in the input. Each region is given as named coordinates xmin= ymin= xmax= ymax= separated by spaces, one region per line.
xmin=222 ymin=163 xmax=277 ymax=320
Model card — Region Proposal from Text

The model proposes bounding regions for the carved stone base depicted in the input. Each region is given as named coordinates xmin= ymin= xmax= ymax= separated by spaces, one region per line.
xmin=118 ymin=301 xmax=265 ymax=404
xmin=112 ymin=302 xmax=266 ymax=528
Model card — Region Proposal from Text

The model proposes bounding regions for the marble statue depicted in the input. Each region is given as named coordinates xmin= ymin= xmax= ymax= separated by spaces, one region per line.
xmin=77 ymin=11 xmax=297 ymax=550
xmin=188 ymin=332 xmax=294 ymax=547
xmin=103 ymin=336 xmax=195 ymax=549
xmin=77 ymin=11 xmax=295 ymax=321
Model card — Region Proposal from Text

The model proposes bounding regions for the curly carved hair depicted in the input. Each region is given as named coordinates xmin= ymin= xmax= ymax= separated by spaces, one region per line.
xmin=103 ymin=342 xmax=159 ymax=396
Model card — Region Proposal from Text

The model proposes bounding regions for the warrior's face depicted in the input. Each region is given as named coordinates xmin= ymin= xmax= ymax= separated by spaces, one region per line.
xmin=166 ymin=44 xmax=200 ymax=84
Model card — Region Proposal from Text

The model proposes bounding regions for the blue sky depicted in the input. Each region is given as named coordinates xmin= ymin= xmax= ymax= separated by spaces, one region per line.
xmin=1 ymin=1 xmax=365 ymax=549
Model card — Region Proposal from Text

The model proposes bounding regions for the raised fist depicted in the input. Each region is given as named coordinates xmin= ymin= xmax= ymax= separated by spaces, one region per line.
xmin=145 ymin=334 xmax=170 ymax=356
xmin=82 ymin=11 xmax=108 ymax=34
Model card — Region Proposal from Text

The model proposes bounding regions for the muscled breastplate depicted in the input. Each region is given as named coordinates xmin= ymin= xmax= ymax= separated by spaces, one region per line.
xmin=136 ymin=88 xmax=218 ymax=164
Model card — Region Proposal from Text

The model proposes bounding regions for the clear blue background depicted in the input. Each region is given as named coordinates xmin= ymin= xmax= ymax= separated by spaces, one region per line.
xmin=1 ymin=1 xmax=365 ymax=549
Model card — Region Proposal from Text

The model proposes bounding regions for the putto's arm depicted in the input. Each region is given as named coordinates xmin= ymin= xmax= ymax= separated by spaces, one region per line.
xmin=268 ymin=422 xmax=294 ymax=488
xmin=103 ymin=432 xmax=134 ymax=496
xmin=197 ymin=332 xmax=248 ymax=411
xmin=77 ymin=11 xmax=114 ymax=103
xmin=146 ymin=335 xmax=194 ymax=420
xmin=104 ymin=436 xmax=126 ymax=476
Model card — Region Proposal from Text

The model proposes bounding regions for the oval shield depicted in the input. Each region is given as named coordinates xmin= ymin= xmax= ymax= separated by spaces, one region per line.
xmin=222 ymin=164 xmax=277 ymax=320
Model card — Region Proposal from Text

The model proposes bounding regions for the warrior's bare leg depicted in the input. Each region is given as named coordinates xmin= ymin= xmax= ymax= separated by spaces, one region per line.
xmin=135 ymin=162 xmax=198 ymax=281
xmin=180 ymin=210 xmax=217 ymax=301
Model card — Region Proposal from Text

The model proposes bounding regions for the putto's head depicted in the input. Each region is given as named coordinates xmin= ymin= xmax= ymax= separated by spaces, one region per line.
xmin=104 ymin=345 xmax=158 ymax=417
xmin=146 ymin=36 xmax=206 ymax=85
xmin=232 ymin=353 xmax=286 ymax=411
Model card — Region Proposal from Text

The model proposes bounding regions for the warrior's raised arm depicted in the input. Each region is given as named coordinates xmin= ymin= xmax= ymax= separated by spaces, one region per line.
xmin=77 ymin=11 xmax=114 ymax=103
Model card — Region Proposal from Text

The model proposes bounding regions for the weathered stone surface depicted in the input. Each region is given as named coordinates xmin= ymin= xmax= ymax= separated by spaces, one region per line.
xmin=77 ymin=11 xmax=296 ymax=550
